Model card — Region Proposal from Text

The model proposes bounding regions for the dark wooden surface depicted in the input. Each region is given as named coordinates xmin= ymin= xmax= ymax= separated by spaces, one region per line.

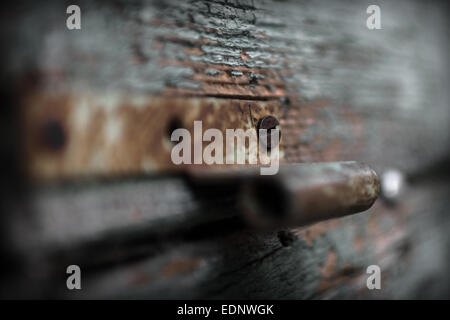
xmin=1 ymin=0 xmax=450 ymax=299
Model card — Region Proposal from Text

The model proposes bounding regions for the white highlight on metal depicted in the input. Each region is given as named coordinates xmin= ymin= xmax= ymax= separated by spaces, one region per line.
xmin=380 ymin=169 xmax=404 ymax=201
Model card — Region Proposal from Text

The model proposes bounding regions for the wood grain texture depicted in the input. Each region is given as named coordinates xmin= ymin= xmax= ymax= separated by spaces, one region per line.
xmin=9 ymin=0 xmax=450 ymax=178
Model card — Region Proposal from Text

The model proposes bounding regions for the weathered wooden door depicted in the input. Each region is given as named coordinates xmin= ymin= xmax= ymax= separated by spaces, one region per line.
xmin=1 ymin=0 xmax=449 ymax=299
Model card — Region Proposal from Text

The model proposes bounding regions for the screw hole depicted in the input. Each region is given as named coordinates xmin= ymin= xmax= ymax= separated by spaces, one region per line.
xmin=41 ymin=119 xmax=66 ymax=151
xmin=277 ymin=230 xmax=296 ymax=247
xmin=167 ymin=117 xmax=183 ymax=144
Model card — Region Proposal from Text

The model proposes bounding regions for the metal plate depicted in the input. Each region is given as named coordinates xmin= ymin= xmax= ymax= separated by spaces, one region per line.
xmin=21 ymin=92 xmax=282 ymax=181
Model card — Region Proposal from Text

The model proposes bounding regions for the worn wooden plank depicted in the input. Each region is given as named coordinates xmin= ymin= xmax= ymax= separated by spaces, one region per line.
xmin=4 ymin=179 xmax=445 ymax=299
xmin=5 ymin=0 xmax=449 ymax=180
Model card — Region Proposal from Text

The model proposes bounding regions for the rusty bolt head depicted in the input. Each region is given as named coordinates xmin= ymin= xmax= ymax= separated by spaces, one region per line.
xmin=257 ymin=115 xmax=281 ymax=149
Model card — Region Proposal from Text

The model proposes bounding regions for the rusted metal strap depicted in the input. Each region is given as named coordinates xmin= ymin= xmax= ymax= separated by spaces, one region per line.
xmin=20 ymin=92 xmax=282 ymax=181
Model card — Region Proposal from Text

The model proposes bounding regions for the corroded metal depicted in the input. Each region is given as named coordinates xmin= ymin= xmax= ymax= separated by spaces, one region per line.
xmin=189 ymin=161 xmax=380 ymax=229
xmin=257 ymin=115 xmax=281 ymax=149
xmin=242 ymin=161 xmax=379 ymax=228
xmin=20 ymin=92 xmax=282 ymax=181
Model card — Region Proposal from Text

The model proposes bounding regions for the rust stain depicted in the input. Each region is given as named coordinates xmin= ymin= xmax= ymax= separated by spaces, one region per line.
xmin=256 ymin=32 xmax=268 ymax=39
xmin=129 ymin=270 xmax=153 ymax=286
xmin=183 ymin=47 xmax=203 ymax=55
xmin=295 ymin=219 xmax=341 ymax=246
xmin=163 ymin=83 xmax=286 ymax=99
xmin=161 ymin=259 xmax=202 ymax=277
xmin=241 ymin=50 xmax=250 ymax=61
xmin=159 ymin=58 xmax=285 ymax=85
xmin=316 ymin=250 xmax=364 ymax=295
xmin=281 ymin=100 xmax=365 ymax=163
xmin=21 ymin=92 xmax=282 ymax=181
xmin=320 ymin=250 xmax=337 ymax=279
xmin=353 ymin=232 xmax=365 ymax=252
